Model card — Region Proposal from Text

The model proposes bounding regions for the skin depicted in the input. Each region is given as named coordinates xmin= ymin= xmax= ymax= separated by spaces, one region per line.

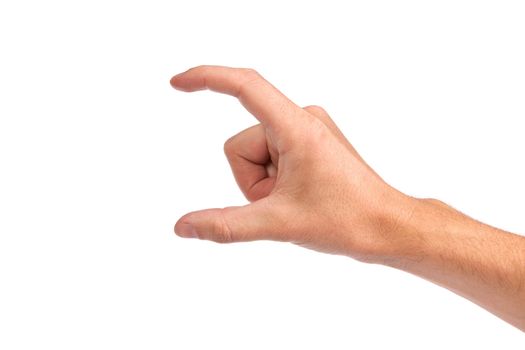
xmin=170 ymin=65 xmax=525 ymax=331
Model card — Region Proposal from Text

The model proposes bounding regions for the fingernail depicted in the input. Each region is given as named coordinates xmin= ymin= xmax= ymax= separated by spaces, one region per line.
xmin=177 ymin=223 xmax=198 ymax=238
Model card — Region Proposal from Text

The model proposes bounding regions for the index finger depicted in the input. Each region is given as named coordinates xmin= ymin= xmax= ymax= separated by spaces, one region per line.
xmin=170 ymin=65 xmax=302 ymax=131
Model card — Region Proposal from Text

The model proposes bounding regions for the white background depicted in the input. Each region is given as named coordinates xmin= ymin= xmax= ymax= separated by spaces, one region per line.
xmin=0 ymin=0 xmax=524 ymax=348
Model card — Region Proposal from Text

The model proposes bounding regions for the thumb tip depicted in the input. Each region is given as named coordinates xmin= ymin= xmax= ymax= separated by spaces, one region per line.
xmin=174 ymin=216 xmax=198 ymax=239
xmin=169 ymin=75 xmax=179 ymax=88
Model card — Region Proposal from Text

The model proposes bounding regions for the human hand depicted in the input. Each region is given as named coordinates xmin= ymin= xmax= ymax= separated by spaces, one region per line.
xmin=171 ymin=65 xmax=417 ymax=261
xmin=170 ymin=66 xmax=525 ymax=331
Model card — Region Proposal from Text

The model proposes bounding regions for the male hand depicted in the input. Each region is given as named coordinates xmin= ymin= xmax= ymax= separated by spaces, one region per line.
xmin=170 ymin=65 xmax=415 ymax=261
xmin=171 ymin=65 xmax=525 ymax=331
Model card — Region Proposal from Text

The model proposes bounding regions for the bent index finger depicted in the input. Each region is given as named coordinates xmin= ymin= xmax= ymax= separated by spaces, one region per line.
xmin=170 ymin=65 xmax=301 ymax=130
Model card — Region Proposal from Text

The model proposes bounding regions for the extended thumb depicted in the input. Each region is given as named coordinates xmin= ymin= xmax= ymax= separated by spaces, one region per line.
xmin=175 ymin=201 xmax=279 ymax=243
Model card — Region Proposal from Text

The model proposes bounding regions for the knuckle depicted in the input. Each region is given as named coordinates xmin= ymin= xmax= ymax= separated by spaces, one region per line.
xmin=237 ymin=68 xmax=262 ymax=96
xmin=305 ymin=105 xmax=328 ymax=117
xmin=245 ymin=192 xmax=258 ymax=203
xmin=223 ymin=136 xmax=236 ymax=156
xmin=211 ymin=212 xmax=234 ymax=244
xmin=241 ymin=67 xmax=259 ymax=78
xmin=299 ymin=117 xmax=332 ymax=151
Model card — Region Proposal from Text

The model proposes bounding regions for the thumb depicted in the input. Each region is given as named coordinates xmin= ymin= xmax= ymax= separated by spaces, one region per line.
xmin=174 ymin=200 xmax=282 ymax=243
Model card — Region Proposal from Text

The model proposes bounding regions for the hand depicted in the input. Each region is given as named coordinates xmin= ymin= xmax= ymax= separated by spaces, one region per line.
xmin=171 ymin=65 xmax=525 ymax=331
xmin=170 ymin=65 xmax=416 ymax=261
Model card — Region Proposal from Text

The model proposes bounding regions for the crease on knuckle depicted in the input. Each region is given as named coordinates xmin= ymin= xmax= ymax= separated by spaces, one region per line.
xmin=213 ymin=210 xmax=234 ymax=244
xmin=236 ymin=68 xmax=261 ymax=98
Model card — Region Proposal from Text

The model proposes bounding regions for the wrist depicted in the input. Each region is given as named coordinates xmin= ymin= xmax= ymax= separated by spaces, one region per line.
xmin=358 ymin=193 xmax=436 ymax=266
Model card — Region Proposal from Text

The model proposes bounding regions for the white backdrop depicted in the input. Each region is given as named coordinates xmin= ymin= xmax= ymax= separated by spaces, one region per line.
xmin=0 ymin=1 xmax=524 ymax=348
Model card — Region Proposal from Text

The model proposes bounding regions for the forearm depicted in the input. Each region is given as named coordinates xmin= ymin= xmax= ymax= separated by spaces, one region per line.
xmin=379 ymin=197 xmax=525 ymax=331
